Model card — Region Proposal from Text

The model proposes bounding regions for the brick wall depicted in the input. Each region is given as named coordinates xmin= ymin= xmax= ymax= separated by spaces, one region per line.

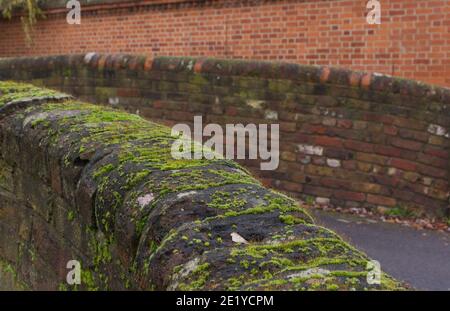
xmin=0 ymin=0 xmax=449 ymax=88
xmin=1 ymin=53 xmax=448 ymax=219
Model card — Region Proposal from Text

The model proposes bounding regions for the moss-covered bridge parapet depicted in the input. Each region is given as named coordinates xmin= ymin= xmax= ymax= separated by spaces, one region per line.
xmin=0 ymin=54 xmax=449 ymax=219
xmin=0 ymin=81 xmax=405 ymax=290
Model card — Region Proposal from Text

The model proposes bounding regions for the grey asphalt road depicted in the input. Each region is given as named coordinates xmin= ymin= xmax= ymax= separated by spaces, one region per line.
xmin=311 ymin=209 xmax=450 ymax=291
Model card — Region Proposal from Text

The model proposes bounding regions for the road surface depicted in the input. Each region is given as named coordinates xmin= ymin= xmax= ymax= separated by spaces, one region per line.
xmin=312 ymin=209 xmax=450 ymax=291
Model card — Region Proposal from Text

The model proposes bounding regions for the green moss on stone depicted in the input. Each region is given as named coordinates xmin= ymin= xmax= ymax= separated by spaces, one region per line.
xmin=0 ymin=81 xmax=63 ymax=107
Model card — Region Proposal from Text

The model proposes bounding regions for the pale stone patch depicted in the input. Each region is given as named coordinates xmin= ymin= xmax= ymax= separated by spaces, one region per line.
xmin=337 ymin=219 xmax=351 ymax=224
xmin=287 ymin=268 xmax=331 ymax=279
xmin=316 ymin=197 xmax=330 ymax=205
xmin=109 ymin=97 xmax=120 ymax=105
xmin=177 ymin=191 xmax=198 ymax=199
xmin=423 ymin=177 xmax=433 ymax=186
xmin=168 ymin=257 xmax=200 ymax=290
xmin=427 ymin=124 xmax=447 ymax=137
xmin=322 ymin=117 xmax=336 ymax=126
xmin=137 ymin=193 xmax=154 ymax=208
xmin=264 ymin=110 xmax=278 ymax=120
xmin=84 ymin=52 xmax=97 ymax=64
xmin=326 ymin=158 xmax=341 ymax=168
xmin=373 ymin=72 xmax=391 ymax=77
xmin=186 ymin=60 xmax=194 ymax=71
xmin=246 ymin=99 xmax=265 ymax=110
xmin=388 ymin=168 xmax=397 ymax=176
xmin=297 ymin=144 xmax=323 ymax=156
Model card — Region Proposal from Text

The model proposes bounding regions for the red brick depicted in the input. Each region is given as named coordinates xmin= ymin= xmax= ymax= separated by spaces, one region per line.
xmin=301 ymin=124 xmax=327 ymax=134
xmin=373 ymin=145 xmax=402 ymax=158
xmin=373 ymin=175 xmax=400 ymax=187
xmin=117 ymin=88 xmax=140 ymax=97
xmin=280 ymin=122 xmax=296 ymax=132
xmin=417 ymin=153 xmax=447 ymax=169
xmin=225 ymin=106 xmax=238 ymax=116
xmin=280 ymin=181 xmax=303 ymax=193
xmin=398 ymin=128 xmax=429 ymax=143
xmin=194 ymin=58 xmax=205 ymax=73
xmin=349 ymin=72 xmax=361 ymax=87
xmin=152 ymin=100 xmax=164 ymax=109
xmin=320 ymin=178 xmax=352 ymax=190
xmin=144 ymin=57 xmax=153 ymax=71
xmin=383 ymin=125 xmax=398 ymax=136
xmin=367 ymin=194 xmax=397 ymax=207
xmin=303 ymin=185 xmax=333 ymax=198
xmin=344 ymin=140 xmax=374 ymax=152
xmin=361 ymin=74 xmax=372 ymax=88
xmin=320 ymin=67 xmax=331 ymax=83
xmin=418 ymin=164 xmax=447 ymax=179
xmin=342 ymin=160 xmax=357 ymax=170
xmin=363 ymin=113 xmax=395 ymax=124
xmin=424 ymin=146 xmax=448 ymax=159
xmin=389 ymin=158 xmax=417 ymax=172
xmin=313 ymin=136 xmax=343 ymax=148
xmin=334 ymin=190 xmax=366 ymax=202
xmin=337 ymin=119 xmax=353 ymax=129
xmin=391 ymin=138 xmax=423 ymax=151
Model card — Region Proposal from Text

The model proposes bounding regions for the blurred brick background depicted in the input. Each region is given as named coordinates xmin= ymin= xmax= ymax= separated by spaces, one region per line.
xmin=0 ymin=0 xmax=449 ymax=87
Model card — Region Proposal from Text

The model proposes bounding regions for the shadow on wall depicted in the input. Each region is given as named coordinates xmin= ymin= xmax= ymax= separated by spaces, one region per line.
xmin=0 ymin=53 xmax=449 ymax=219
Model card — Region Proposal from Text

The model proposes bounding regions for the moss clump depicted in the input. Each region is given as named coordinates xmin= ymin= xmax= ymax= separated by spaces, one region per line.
xmin=279 ymin=214 xmax=306 ymax=225
xmin=0 ymin=81 xmax=63 ymax=107
xmin=219 ymin=191 xmax=312 ymax=223
xmin=81 ymin=269 xmax=99 ymax=291
xmin=385 ymin=205 xmax=417 ymax=218
xmin=218 ymin=235 xmax=406 ymax=290
xmin=93 ymin=164 xmax=116 ymax=179
xmin=178 ymin=263 xmax=211 ymax=290
xmin=207 ymin=191 xmax=248 ymax=210
xmin=0 ymin=259 xmax=28 ymax=290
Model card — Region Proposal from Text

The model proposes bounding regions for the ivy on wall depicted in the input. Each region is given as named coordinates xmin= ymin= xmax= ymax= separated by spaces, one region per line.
xmin=0 ymin=0 xmax=44 ymax=42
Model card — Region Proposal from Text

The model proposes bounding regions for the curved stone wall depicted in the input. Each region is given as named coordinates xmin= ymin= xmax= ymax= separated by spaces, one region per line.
xmin=0 ymin=81 xmax=405 ymax=290
xmin=0 ymin=54 xmax=449 ymax=219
